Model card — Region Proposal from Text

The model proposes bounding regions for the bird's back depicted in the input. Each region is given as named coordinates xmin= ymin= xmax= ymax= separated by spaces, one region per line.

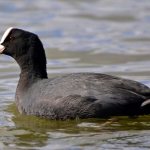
xmin=17 ymin=73 xmax=150 ymax=119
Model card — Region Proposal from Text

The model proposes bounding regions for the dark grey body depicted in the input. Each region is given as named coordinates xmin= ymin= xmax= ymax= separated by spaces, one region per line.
xmin=16 ymin=73 xmax=150 ymax=119
xmin=1 ymin=28 xmax=150 ymax=120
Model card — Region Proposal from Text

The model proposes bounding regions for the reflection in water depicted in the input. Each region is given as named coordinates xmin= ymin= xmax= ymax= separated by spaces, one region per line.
xmin=0 ymin=0 xmax=150 ymax=149
xmin=0 ymin=104 xmax=149 ymax=149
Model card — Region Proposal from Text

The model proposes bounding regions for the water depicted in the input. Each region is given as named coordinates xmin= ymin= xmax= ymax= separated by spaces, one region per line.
xmin=0 ymin=0 xmax=150 ymax=149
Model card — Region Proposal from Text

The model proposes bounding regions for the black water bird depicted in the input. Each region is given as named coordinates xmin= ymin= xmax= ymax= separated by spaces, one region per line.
xmin=0 ymin=27 xmax=150 ymax=120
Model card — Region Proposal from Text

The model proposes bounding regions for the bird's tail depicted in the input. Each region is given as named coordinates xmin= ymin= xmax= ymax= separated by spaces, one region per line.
xmin=141 ymin=99 xmax=150 ymax=107
xmin=141 ymin=99 xmax=150 ymax=114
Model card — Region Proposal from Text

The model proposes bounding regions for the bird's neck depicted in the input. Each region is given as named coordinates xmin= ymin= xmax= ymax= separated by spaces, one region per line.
xmin=17 ymin=63 xmax=48 ymax=92
xmin=15 ymin=68 xmax=47 ymax=108
xmin=15 ymin=50 xmax=48 ymax=93
xmin=15 ymin=57 xmax=48 ymax=111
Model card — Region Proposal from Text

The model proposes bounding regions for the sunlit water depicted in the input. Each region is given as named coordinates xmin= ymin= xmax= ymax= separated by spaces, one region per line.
xmin=0 ymin=0 xmax=150 ymax=149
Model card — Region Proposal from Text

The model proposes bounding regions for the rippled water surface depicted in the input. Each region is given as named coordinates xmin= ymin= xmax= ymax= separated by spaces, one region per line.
xmin=0 ymin=0 xmax=150 ymax=149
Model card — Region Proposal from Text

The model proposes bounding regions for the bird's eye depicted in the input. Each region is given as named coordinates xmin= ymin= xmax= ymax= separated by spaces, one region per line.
xmin=9 ymin=36 xmax=15 ymax=41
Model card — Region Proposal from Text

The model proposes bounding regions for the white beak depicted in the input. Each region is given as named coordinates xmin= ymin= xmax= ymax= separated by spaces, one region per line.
xmin=0 ymin=44 xmax=5 ymax=53
xmin=0 ymin=27 xmax=14 ymax=54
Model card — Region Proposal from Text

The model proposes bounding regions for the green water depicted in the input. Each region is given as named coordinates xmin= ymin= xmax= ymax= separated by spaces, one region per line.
xmin=0 ymin=104 xmax=149 ymax=150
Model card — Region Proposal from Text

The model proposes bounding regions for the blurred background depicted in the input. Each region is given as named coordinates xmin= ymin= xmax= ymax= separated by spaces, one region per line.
xmin=0 ymin=0 xmax=150 ymax=150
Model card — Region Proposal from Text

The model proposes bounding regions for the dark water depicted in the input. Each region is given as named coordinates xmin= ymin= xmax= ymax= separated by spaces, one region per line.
xmin=0 ymin=0 xmax=150 ymax=149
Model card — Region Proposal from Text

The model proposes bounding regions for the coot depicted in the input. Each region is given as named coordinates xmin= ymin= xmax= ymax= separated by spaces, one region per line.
xmin=0 ymin=27 xmax=150 ymax=120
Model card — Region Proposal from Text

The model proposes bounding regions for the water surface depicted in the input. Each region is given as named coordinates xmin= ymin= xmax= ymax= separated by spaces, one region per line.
xmin=0 ymin=0 xmax=150 ymax=149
